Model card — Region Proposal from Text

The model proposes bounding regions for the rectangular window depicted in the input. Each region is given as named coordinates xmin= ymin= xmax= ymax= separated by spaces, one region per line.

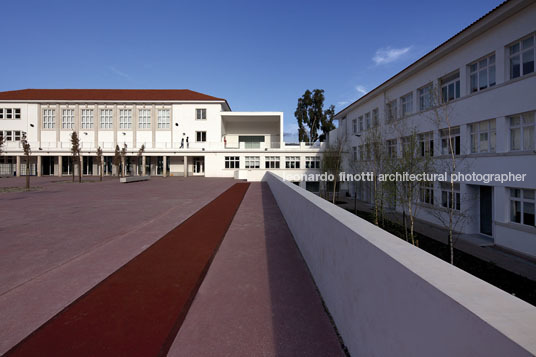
xmin=119 ymin=109 xmax=132 ymax=129
xmin=4 ymin=131 xmax=12 ymax=141
xmin=157 ymin=109 xmax=170 ymax=129
xmin=138 ymin=109 xmax=151 ymax=129
xmin=2 ymin=108 xmax=22 ymax=119
xmin=196 ymin=108 xmax=207 ymax=120
xmin=43 ymin=109 xmax=55 ymax=129
xmin=470 ymin=54 xmax=496 ymax=92
xmin=81 ymin=109 xmax=94 ymax=129
xmin=509 ymin=112 xmax=535 ymax=151
xmin=285 ymin=156 xmax=300 ymax=169
xmin=419 ymin=132 xmax=434 ymax=157
xmin=386 ymin=139 xmax=397 ymax=158
xmin=100 ymin=109 xmax=113 ymax=129
xmin=401 ymin=92 xmax=413 ymax=117
xmin=358 ymin=116 xmax=364 ymax=131
xmin=352 ymin=118 xmax=357 ymax=134
xmin=62 ymin=109 xmax=74 ymax=129
xmin=509 ymin=34 xmax=535 ymax=79
xmin=470 ymin=119 xmax=496 ymax=153
xmin=365 ymin=112 xmax=371 ymax=129
xmin=352 ymin=146 xmax=357 ymax=161
xmin=420 ymin=182 xmax=434 ymax=205
xmin=372 ymin=108 xmax=379 ymax=127
xmin=14 ymin=108 xmax=21 ymax=119
xmin=224 ymin=156 xmax=240 ymax=169
xmin=13 ymin=130 xmax=21 ymax=141
xmin=245 ymin=156 xmax=260 ymax=169
xmin=441 ymin=72 xmax=460 ymax=103
xmin=386 ymin=100 xmax=397 ymax=122
xmin=440 ymin=126 xmax=461 ymax=156
xmin=358 ymin=145 xmax=364 ymax=160
xmin=265 ymin=156 xmax=280 ymax=169
xmin=6 ymin=108 xmax=12 ymax=119
xmin=510 ymin=188 xmax=535 ymax=226
xmin=418 ymin=84 xmax=433 ymax=111
xmin=0 ymin=108 xmax=3 ymax=119
xmin=441 ymin=183 xmax=460 ymax=211
xmin=305 ymin=156 xmax=320 ymax=169
xmin=196 ymin=131 xmax=206 ymax=142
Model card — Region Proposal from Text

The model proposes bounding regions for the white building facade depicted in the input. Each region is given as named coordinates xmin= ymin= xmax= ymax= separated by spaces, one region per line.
xmin=332 ymin=0 xmax=536 ymax=257
xmin=0 ymin=89 xmax=323 ymax=186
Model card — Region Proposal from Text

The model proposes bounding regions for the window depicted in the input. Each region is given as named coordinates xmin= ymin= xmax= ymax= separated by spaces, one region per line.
xmin=13 ymin=130 xmax=21 ymax=141
xmin=358 ymin=116 xmax=364 ymax=131
xmin=418 ymin=84 xmax=433 ymax=111
xmin=119 ymin=109 xmax=132 ymax=129
xmin=441 ymin=182 xmax=460 ymax=211
xmin=100 ymin=109 xmax=113 ymax=129
xmin=225 ymin=156 xmax=240 ymax=169
xmin=510 ymin=188 xmax=535 ymax=226
xmin=81 ymin=109 xmax=94 ymax=129
xmin=265 ymin=156 xmax=280 ymax=169
xmin=372 ymin=108 xmax=379 ymax=127
xmin=196 ymin=108 xmax=207 ymax=120
xmin=43 ymin=109 xmax=55 ymax=129
xmin=420 ymin=182 xmax=434 ymax=205
xmin=306 ymin=181 xmax=320 ymax=193
xmin=509 ymin=112 xmax=535 ymax=151
xmin=1 ymin=130 xmax=21 ymax=141
xmin=352 ymin=146 xmax=357 ymax=161
xmin=470 ymin=119 xmax=496 ymax=153
xmin=196 ymin=131 xmax=206 ymax=142
xmin=365 ymin=112 xmax=371 ymax=130
xmin=138 ymin=109 xmax=151 ymax=129
xmin=352 ymin=118 xmax=357 ymax=134
xmin=285 ymin=156 xmax=300 ymax=169
xmin=440 ymin=127 xmax=461 ymax=156
xmin=62 ymin=109 xmax=74 ymax=129
xmin=305 ymin=156 xmax=320 ymax=169
xmin=4 ymin=131 xmax=12 ymax=141
xmin=358 ymin=145 xmax=364 ymax=160
xmin=441 ymin=72 xmax=460 ymax=103
xmin=6 ymin=108 xmax=12 ymax=119
xmin=15 ymin=108 xmax=21 ymax=119
xmin=401 ymin=92 xmax=413 ymax=117
xmin=386 ymin=139 xmax=397 ymax=158
xmin=386 ymin=100 xmax=397 ymax=122
xmin=419 ymin=132 xmax=434 ymax=157
xmin=509 ymin=34 xmax=535 ymax=79
xmin=157 ymin=109 xmax=170 ymax=129
xmin=1 ymin=108 xmax=21 ymax=119
xmin=470 ymin=54 xmax=496 ymax=92
xmin=245 ymin=156 xmax=260 ymax=169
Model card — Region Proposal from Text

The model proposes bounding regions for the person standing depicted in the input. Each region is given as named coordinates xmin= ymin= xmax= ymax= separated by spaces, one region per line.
xmin=186 ymin=136 xmax=189 ymax=149
xmin=180 ymin=138 xmax=184 ymax=149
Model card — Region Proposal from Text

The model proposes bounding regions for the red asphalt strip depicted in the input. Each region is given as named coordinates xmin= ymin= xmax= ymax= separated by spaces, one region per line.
xmin=5 ymin=183 xmax=250 ymax=357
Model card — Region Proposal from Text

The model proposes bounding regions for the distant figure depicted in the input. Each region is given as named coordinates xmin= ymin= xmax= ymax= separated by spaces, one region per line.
xmin=180 ymin=138 xmax=184 ymax=149
xmin=224 ymin=136 xmax=227 ymax=147
xmin=186 ymin=136 xmax=189 ymax=149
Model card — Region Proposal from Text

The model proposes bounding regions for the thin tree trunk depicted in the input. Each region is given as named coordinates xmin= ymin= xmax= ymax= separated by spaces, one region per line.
xmin=72 ymin=157 xmax=75 ymax=182
xmin=78 ymin=157 xmax=82 ymax=183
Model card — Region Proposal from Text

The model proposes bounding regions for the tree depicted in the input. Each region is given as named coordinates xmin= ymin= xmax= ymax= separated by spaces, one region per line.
xmin=120 ymin=143 xmax=128 ymax=177
xmin=96 ymin=147 xmax=103 ymax=182
xmin=322 ymin=133 xmax=347 ymax=204
xmin=21 ymin=132 xmax=31 ymax=190
xmin=113 ymin=145 xmax=121 ymax=177
xmin=71 ymin=131 xmax=81 ymax=183
xmin=295 ymin=89 xmax=335 ymax=143
xmin=137 ymin=144 xmax=145 ymax=176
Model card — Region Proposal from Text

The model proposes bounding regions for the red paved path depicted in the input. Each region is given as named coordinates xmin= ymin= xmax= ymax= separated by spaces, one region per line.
xmin=5 ymin=183 xmax=249 ymax=357
xmin=168 ymin=182 xmax=344 ymax=356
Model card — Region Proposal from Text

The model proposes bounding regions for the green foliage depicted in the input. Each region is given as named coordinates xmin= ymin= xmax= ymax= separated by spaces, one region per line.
xmin=294 ymin=89 xmax=335 ymax=143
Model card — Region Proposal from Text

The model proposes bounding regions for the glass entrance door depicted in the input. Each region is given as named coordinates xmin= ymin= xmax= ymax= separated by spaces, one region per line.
xmin=193 ymin=157 xmax=204 ymax=175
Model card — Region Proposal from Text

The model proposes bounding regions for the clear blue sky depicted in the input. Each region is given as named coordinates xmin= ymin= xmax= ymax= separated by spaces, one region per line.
xmin=1 ymin=0 xmax=503 ymax=141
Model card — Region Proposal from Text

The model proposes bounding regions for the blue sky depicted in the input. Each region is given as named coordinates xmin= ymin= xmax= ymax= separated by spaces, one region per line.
xmin=1 ymin=0 xmax=502 ymax=141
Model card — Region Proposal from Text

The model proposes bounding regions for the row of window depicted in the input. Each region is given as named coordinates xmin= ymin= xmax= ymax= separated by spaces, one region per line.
xmin=419 ymin=182 xmax=461 ymax=211
xmin=349 ymin=32 xmax=535 ymax=130
xmin=43 ymin=108 xmax=172 ymax=130
xmin=352 ymin=112 xmax=534 ymax=160
xmin=0 ymin=108 xmax=21 ymax=120
xmin=224 ymin=156 xmax=320 ymax=169
xmin=0 ymin=130 xmax=22 ymax=141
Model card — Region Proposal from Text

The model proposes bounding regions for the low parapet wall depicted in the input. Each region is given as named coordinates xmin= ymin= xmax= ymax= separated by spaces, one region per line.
xmin=264 ymin=172 xmax=536 ymax=357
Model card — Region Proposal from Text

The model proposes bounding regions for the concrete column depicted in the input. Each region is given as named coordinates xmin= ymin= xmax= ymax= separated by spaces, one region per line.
xmin=16 ymin=156 xmax=21 ymax=177
xmin=163 ymin=156 xmax=167 ymax=177
xmin=37 ymin=156 xmax=42 ymax=177
xmin=142 ymin=156 xmax=146 ymax=176
xmin=58 ymin=155 xmax=62 ymax=176
xmin=183 ymin=156 xmax=187 ymax=177
xmin=80 ymin=156 xmax=84 ymax=177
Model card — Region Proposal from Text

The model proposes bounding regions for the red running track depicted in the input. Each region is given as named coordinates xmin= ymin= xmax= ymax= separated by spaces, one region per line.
xmin=6 ymin=183 xmax=250 ymax=357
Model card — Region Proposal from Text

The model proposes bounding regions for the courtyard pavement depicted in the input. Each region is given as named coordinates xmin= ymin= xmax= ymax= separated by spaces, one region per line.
xmin=0 ymin=177 xmax=342 ymax=355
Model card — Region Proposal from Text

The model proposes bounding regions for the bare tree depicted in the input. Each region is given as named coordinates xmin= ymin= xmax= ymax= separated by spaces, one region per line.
xmin=137 ymin=144 xmax=145 ymax=176
xmin=113 ymin=145 xmax=121 ymax=177
xmin=96 ymin=147 xmax=103 ymax=182
xmin=21 ymin=132 xmax=31 ymax=190
xmin=71 ymin=131 xmax=81 ymax=183
xmin=322 ymin=133 xmax=347 ymax=204
xmin=120 ymin=143 xmax=128 ymax=177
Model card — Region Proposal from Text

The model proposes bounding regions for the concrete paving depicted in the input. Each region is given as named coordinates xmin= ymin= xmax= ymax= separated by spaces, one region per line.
xmin=168 ymin=183 xmax=344 ymax=356
xmin=0 ymin=176 xmax=235 ymax=355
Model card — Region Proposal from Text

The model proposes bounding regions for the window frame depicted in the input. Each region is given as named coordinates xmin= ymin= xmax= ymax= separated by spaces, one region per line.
xmin=509 ymin=112 xmax=535 ymax=151
xmin=245 ymin=156 xmax=260 ymax=169
xmin=400 ymin=92 xmax=413 ymax=117
xmin=224 ymin=156 xmax=240 ymax=169
xmin=81 ymin=109 xmax=94 ymax=129
xmin=508 ymin=33 xmax=535 ymax=80
xmin=138 ymin=109 xmax=151 ymax=129
xmin=265 ymin=156 xmax=280 ymax=169
xmin=157 ymin=109 xmax=170 ymax=129
xmin=196 ymin=131 xmax=207 ymax=142
xmin=100 ymin=109 xmax=114 ymax=130
xmin=470 ymin=119 xmax=496 ymax=153
xmin=196 ymin=108 xmax=207 ymax=120
xmin=469 ymin=53 xmax=496 ymax=93
xmin=440 ymin=72 xmax=461 ymax=103
xmin=62 ymin=109 xmax=75 ymax=130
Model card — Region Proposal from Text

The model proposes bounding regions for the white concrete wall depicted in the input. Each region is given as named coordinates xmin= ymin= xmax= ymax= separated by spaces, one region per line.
xmin=264 ymin=172 xmax=536 ymax=357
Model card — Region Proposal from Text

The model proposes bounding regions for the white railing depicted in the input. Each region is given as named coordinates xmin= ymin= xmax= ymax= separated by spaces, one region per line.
xmin=264 ymin=172 xmax=536 ymax=357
